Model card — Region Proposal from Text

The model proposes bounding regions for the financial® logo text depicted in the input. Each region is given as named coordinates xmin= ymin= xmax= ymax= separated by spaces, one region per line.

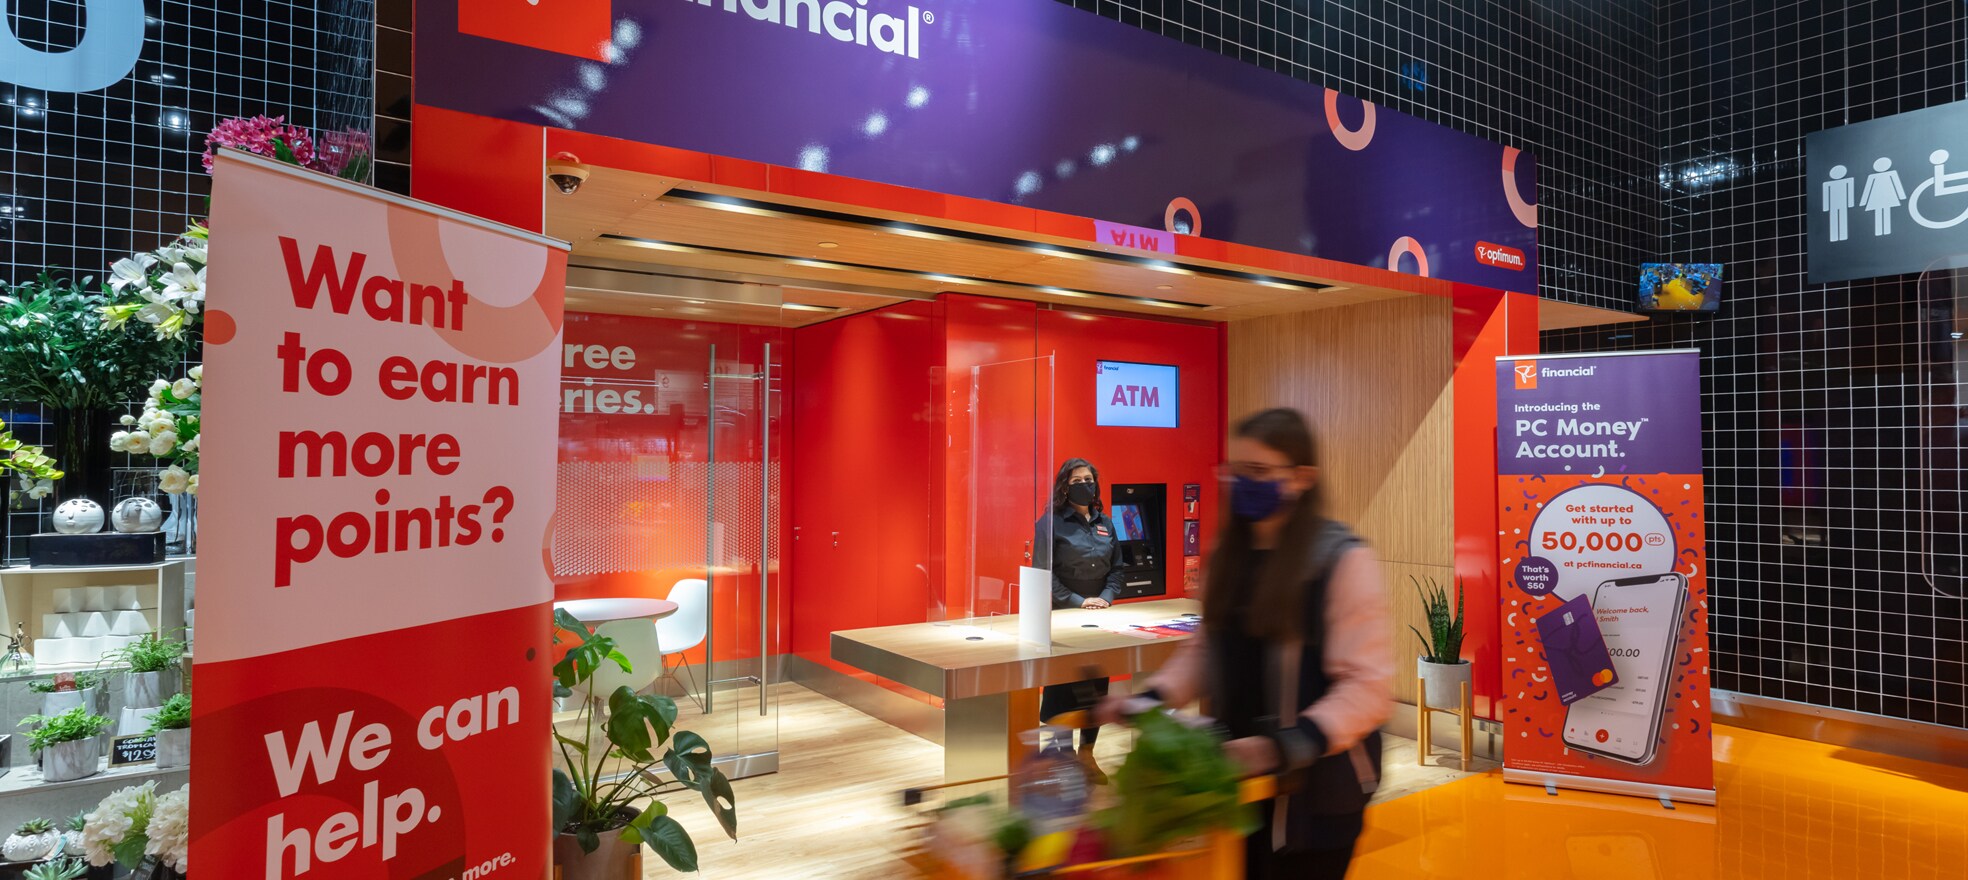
xmin=684 ymin=0 xmax=928 ymax=59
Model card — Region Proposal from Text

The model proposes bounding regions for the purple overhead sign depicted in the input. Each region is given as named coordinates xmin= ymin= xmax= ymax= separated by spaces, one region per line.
xmin=415 ymin=0 xmax=1540 ymax=294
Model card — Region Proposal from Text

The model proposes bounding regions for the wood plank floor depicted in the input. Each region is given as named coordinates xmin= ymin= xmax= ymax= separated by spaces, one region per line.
xmin=642 ymin=684 xmax=1492 ymax=879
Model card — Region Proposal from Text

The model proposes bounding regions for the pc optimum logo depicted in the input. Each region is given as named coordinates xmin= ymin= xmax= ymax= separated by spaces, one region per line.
xmin=1475 ymin=241 xmax=1526 ymax=270
xmin=684 ymin=0 xmax=931 ymax=59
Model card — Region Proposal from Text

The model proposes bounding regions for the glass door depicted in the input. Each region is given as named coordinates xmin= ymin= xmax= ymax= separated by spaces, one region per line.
xmin=700 ymin=333 xmax=783 ymax=774
xmin=551 ymin=303 xmax=782 ymax=780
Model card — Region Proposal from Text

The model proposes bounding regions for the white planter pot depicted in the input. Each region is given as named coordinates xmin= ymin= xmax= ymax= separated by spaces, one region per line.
xmin=40 ymin=685 xmax=98 ymax=716
xmin=119 ymin=706 xmax=162 ymax=737
xmin=155 ymin=727 xmax=190 ymax=769
xmin=127 ymin=667 xmax=182 ymax=709
xmin=42 ymin=738 xmax=100 ymax=783
xmin=1418 ymin=657 xmax=1472 ymax=709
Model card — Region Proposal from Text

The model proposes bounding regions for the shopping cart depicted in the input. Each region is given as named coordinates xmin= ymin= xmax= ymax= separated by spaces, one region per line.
xmin=898 ymin=711 xmax=1273 ymax=879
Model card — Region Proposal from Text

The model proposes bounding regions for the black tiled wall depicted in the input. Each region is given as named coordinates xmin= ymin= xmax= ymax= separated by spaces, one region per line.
xmin=1059 ymin=0 xmax=1660 ymax=309
xmin=1072 ymin=1 xmax=1968 ymax=730
xmin=1545 ymin=1 xmax=1968 ymax=728
xmin=3 ymin=0 xmax=375 ymax=560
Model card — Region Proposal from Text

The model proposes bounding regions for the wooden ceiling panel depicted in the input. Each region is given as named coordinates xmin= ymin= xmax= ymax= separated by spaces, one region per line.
xmin=550 ymin=165 xmax=1432 ymax=323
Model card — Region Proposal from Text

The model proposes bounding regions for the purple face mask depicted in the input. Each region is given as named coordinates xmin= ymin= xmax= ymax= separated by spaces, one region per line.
xmin=1229 ymin=474 xmax=1285 ymax=521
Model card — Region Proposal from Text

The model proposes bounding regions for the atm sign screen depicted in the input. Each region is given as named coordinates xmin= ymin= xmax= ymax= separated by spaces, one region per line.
xmin=1097 ymin=361 xmax=1178 ymax=428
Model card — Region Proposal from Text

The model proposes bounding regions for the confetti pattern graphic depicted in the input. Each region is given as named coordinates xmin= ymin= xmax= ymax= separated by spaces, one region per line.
xmin=1498 ymin=472 xmax=1713 ymax=791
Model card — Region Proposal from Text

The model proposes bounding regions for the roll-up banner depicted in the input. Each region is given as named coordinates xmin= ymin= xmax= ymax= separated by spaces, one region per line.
xmin=1494 ymin=351 xmax=1715 ymax=805
xmin=191 ymin=150 xmax=568 ymax=876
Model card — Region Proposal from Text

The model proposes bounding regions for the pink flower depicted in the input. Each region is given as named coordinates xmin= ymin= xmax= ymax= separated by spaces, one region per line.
xmin=203 ymin=115 xmax=317 ymax=173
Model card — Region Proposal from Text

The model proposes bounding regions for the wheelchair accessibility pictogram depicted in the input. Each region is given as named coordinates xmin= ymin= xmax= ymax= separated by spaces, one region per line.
xmin=1908 ymin=149 xmax=1968 ymax=229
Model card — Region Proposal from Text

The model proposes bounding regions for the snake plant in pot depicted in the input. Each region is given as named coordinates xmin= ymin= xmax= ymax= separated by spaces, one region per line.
xmin=1410 ymin=576 xmax=1469 ymax=709
xmin=551 ymin=608 xmax=737 ymax=879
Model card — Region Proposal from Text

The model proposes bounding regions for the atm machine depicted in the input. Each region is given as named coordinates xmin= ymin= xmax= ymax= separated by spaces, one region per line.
xmin=1108 ymin=483 xmax=1167 ymax=599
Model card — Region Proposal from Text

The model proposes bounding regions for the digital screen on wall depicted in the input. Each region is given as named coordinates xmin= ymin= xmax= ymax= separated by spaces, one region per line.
xmin=1096 ymin=361 xmax=1179 ymax=428
xmin=1639 ymin=263 xmax=1723 ymax=312
xmin=1111 ymin=504 xmax=1145 ymax=540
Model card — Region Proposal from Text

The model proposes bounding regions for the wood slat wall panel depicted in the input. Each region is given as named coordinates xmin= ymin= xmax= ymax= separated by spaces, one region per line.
xmin=1227 ymin=297 xmax=1458 ymax=707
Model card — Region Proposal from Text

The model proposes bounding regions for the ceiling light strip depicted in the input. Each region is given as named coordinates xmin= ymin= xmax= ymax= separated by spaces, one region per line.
xmin=660 ymin=189 xmax=1331 ymax=291
xmin=599 ymin=234 xmax=1208 ymax=310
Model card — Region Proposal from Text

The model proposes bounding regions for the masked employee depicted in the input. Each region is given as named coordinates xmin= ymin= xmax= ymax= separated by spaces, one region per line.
xmin=1032 ymin=457 xmax=1125 ymax=782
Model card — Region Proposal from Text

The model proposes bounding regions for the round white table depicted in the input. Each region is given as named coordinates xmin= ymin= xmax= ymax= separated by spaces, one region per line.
xmin=555 ymin=598 xmax=680 ymax=698
xmin=556 ymin=597 xmax=679 ymax=624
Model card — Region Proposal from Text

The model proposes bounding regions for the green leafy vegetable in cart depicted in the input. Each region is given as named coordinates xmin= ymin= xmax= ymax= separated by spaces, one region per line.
xmin=1096 ymin=709 xmax=1257 ymax=857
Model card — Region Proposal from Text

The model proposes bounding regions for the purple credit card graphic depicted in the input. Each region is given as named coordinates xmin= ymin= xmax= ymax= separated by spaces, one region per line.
xmin=1535 ymin=594 xmax=1620 ymax=704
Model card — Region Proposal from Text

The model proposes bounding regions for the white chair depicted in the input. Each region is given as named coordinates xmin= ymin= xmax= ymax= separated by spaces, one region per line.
xmin=581 ymin=618 xmax=663 ymax=702
xmin=657 ymin=579 xmax=709 ymax=712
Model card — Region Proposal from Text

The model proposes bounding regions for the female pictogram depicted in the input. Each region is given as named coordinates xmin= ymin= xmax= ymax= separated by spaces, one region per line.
xmin=1861 ymin=157 xmax=1907 ymax=236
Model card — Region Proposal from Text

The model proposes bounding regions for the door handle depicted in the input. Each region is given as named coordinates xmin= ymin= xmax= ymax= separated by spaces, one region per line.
xmin=1023 ymin=540 xmax=1032 ymax=564
xmin=832 ymin=531 xmax=840 ymax=548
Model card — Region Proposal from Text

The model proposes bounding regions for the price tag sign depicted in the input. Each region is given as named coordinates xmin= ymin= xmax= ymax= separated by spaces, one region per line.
xmin=110 ymin=733 xmax=157 ymax=767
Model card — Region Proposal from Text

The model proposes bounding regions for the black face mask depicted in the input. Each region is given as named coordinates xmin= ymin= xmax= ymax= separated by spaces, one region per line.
xmin=1067 ymin=481 xmax=1099 ymax=507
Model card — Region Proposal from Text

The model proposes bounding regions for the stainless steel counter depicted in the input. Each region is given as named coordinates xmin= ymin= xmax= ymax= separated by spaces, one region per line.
xmin=830 ymin=598 xmax=1200 ymax=780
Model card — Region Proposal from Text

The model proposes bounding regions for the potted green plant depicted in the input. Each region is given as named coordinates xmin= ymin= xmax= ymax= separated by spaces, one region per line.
xmin=1410 ymin=576 xmax=1469 ymax=709
xmin=61 ymin=812 xmax=87 ymax=859
xmin=551 ymin=608 xmax=737 ymax=879
xmin=23 ymin=857 xmax=86 ymax=880
xmin=103 ymin=631 xmax=188 ymax=729
xmin=146 ymin=693 xmax=190 ymax=769
xmin=31 ymin=671 xmax=105 ymax=716
xmin=0 ymin=272 xmax=186 ymax=504
xmin=20 ymin=707 xmax=112 ymax=782
xmin=4 ymin=818 xmax=60 ymax=862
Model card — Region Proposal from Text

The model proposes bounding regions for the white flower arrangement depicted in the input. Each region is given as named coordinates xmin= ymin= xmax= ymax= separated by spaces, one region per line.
xmin=81 ymin=780 xmax=155 ymax=868
xmin=101 ymin=225 xmax=208 ymax=342
xmin=145 ymin=785 xmax=189 ymax=873
xmin=110 ymin=366 xmax=201 ymax=494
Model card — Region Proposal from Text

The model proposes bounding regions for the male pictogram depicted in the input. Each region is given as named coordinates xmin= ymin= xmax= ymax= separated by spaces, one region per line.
xmin=1823 ymin=165 xmax=1854 ymax=242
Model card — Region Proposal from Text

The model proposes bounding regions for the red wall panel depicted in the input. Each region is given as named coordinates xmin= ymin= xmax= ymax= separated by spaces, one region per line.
xmin=1038 ymin=310 xmax=1222 ymax=602
xmin=410 ymin=105 xmax=544 ymax=232
xmin=1451 ymin=286 xmax=1541 ymax=720
xmin=784 ymin=295 xmax=1224 ymax=700
xmin=788 ymin=302 xmax=940 ymax=682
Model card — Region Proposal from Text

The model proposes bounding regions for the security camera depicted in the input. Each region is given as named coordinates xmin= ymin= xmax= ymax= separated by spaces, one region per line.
xmin=546 ymin=152 xmax=590 ymax=195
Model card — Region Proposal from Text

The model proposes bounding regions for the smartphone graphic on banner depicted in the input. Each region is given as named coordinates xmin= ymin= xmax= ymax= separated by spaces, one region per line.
xmin=1561 ymin=573 xmax=1688 ymax=764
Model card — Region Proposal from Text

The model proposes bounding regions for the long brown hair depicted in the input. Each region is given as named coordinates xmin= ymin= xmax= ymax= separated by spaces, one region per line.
xmin=1202 ymin=408 xmax=1329 ymax=642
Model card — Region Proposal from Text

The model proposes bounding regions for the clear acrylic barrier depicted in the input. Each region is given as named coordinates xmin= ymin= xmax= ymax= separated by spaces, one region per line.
xmin=960 ymin=356 xmax=1055 ymax=640
xmin=1917 ymin=261 xmax=1968 ymax=599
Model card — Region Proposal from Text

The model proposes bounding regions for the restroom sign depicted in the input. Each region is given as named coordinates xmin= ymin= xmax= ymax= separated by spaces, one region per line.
xmin=1095 ymin=361 xmax=1178 ymax=428
xmin=1808 ymin=100 xmax=1968 ymax=282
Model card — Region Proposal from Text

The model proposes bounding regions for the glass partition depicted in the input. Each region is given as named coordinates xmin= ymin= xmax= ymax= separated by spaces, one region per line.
xmin=1918 ymin=262 xmax=1968 ymax=599
xmin=552 ymin=302 xmax=783 ymax=779
xmin=961 ymin=356 xmax=1055 ymax=632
